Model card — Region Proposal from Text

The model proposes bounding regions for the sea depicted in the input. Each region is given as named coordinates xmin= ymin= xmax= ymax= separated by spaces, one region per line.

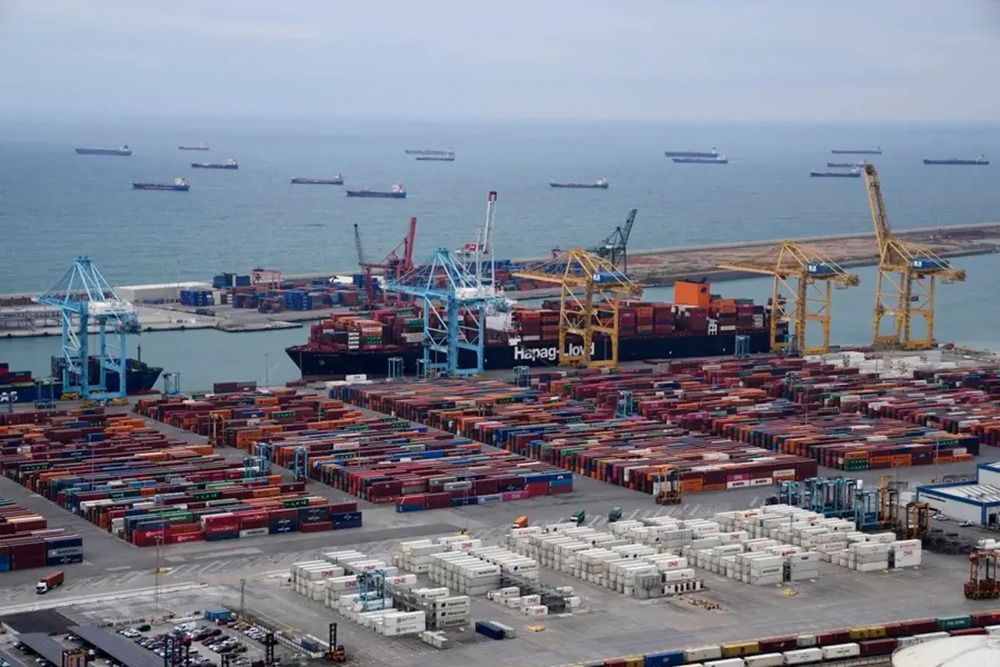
xmin=1 ymin=115 xmax=999 ymax=391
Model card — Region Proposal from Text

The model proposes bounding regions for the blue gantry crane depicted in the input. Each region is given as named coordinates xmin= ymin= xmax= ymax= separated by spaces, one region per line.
xmin=386 ymin=192 xmax=507 ymax=377
xmin=35 ymin=257 xmax=140 ymax=400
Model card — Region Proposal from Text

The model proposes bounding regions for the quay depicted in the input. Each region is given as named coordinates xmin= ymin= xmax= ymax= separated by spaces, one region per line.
xmin=1 ymin=222 xmax=998 ymax=338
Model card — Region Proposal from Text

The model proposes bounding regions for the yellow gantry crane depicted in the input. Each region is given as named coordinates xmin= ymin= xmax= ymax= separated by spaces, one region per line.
xmin=719 ymin=242 xmax=859 ymax=355
xmin=512 ymin=248 xmax=643 ymax=367
xmin=861 ymin=164 xmax=966 ymax=349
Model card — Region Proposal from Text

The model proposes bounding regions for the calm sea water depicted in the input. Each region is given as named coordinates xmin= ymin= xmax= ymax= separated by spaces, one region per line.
xmin=1 ymin=117 xmax=999 ymax=390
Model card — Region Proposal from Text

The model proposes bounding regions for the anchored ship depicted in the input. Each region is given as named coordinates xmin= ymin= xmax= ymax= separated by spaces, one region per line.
xmin=672 ymin=156 xmax=728 ymax=164
xmin=178 ymin=144 xmax=210 ymax=151
xmin=923 ymin=155 xmax=989 ymax=166
xmin=286 ymin=282 xmax=779 ymax=379
xmin=810 ymin=170 xmax=861 ymax=178
xmin=191 ymin=158 xmax=238 ymax=170
xmin=133 ymin=177 xmax=190 ymax=191
xmin=827 ymin=161 xmax=868 ymax=168
xmin=416 ymin=155 xmax=455 ymax=162
xmin=0 ymin=357 xmax=162 ymax=402
xmin=404 ymin=149 xmax=453 ymax=156
xmin=346 ymin=184 xmax=406 ymax=199
xmin=291 ymin=174 xmax=344 ymax=185
xmin=830 ymin=147 xmax=882 ymax=155
xmin=549 ymin=178 xmax=609 ymax=189
xmin=75 ymin=145 xmax=132 ymax=156
xmin=664 ymin=149 xmax=719 ymax=158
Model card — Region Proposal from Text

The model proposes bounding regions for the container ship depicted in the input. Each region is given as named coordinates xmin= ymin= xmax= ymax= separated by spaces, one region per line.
xmin=810 ymin=170 xmax=860 ymax=178
xmin=286 ymin=280 xmax=778 ymax=378
xmin=133 ymin=177 xmax=190 ymax=191
xmin=291 ymin=175 xmax=344 ymax=185
xmin=672 ymin=156 xmax=728 ymax=164
xmin=404 ymin=149 xmax=453 ymax=156
xmin=827 ymin=161 xmax=867 ymax=168
xmin=191 ymin=158 xmax=238 ymax=170
xmin=0 ymin=357 xmax=162 ymax=402
xmin=830 ymin=147 xmax=881 ymax=155
xmin=549 ymin=178 xmax=609 ymax=189
xmin=75 ymin=145 xmax=132 ymax=156
xmin=923 ymin=155 xmax=989 ymax=166
xmin=178 ymin=144 xmax=210 ymax=151
xmin=416 ymin=155 xmax=455 ymax=162
xmin=346 ymin=184 xmax=406 ymax=199
xmin=664 ymin=149 xmax=719 ymax=158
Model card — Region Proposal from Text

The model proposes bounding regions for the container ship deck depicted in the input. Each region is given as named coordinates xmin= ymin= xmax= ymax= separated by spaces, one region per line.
xmin=0 ymin=357 xmax=162 ymax=401
xmin=286 ymin=280 xmax=780 ymax=379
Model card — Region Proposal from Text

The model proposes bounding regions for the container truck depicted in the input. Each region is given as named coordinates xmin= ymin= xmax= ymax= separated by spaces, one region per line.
xmin=36 ymin=570 xmax=65 ymax=594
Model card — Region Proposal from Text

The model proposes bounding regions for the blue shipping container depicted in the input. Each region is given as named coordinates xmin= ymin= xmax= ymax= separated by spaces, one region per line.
xmin=205 ymin=531 xmax=239 ymax=542
xmin=396 ymin=504 xmax=425 ymax=513
xmin=643 ymin=650 xmax=685 ymax=667
xmin=474 ymin=622 xmax=504 ymax=641
xmin=48 ymin=554 xmax=84 ymax=566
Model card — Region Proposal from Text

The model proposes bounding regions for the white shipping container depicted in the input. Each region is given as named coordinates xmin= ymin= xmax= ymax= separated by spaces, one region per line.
xmin=821 ymin=642 xmax=861 ymax=659
xmin=703 ymin=659 xmax=745 ymax=667
xmin=685 ymin=646 xmax=723 ymax=661
xmin=743 ymin=654 xmax=785 ymax=667
xmin=782 ymin=647 xmax=823 ymax=664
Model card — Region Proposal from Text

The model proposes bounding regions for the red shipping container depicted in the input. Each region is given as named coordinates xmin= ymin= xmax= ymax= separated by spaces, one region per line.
xmin=299 ymin=521 xmax=332 ymax=533
xmin=525 ymin=482 xmax=548 ymax=497
xmin=169 ymin=531 xmax=205 ymax=544
xmin=548 ymin=483 xmax=571 ymax=495
xmin=328 ymin=501 xmax=358 ymax=514
xmin=424 ymin=492 xmax=452 ymax=510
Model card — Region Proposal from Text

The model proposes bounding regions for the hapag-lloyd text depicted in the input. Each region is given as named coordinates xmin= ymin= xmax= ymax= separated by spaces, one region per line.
xmin=513 ymin=342 xmax=597 ymax=362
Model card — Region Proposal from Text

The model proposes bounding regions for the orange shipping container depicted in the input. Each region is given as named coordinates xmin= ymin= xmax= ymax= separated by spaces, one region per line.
xmin=674 ymin=280 xmax=711 ymax=308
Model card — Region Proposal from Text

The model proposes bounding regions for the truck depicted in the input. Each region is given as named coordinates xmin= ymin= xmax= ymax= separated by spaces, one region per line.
xmin=36 ymin=570 xmax=64 ymax=594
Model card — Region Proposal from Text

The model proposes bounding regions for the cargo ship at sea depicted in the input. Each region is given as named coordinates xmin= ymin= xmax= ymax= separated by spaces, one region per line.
xmin=923 ymin=155 xmax=989 ymax=166
xmin=191 ymin=158 xmax=238 ymax=170
xmin=810 ymin=170 xmax=860 ymax=178
xmin=827 ymin=161 xmax=867 ymax=168
xmin=0 ymin=357 xmax=162 ymax=402
xmin=664 ymin=148 xmax=719 ymax=158
xmin=178 ymin=144 xmax=210 ymax=151
xmin=291 ymin=174 xmax=344 ymax=185
xmin=404 ymin=149 xmax=453 ymax=156
xmin=133 ymin=177 xmax=190 ymax=191
xmin=346 ymin=184 xmax=406 ymax=199
xmin=286 ymin=280 xmax=779 ymax=378
xmin=672 ymin=156 xmax=728 ymax=164
xmin=549 ymin=178 xmax=609 ymax=189
xmin=830 ymin=147 xmax=881 ymax=155
xmin=75 ymin=145 xmax=131 ymax=156
xmin=416 ymin=155 xmax=455 ymax=162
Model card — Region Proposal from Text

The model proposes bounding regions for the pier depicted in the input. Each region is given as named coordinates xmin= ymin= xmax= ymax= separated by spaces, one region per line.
xmin=1 ymin=222 xmax=998 ymax=338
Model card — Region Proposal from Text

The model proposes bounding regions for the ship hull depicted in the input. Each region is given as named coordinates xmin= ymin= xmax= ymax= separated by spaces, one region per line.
xmin=346 ymin=191 xmax=406 ymax=198
xmin=830 ymin=150 xmax=881 ymax=155
xmin=810 ymin=172 xmax=860 ymax=178
xmin=192 ymin=163 xmax=238 ymax=169
xmin=664 ymin=151 xmax=718 ymax=158
xmin=549 ymin=183 xmax=608 ymax=189
xmin=415 ymin=157 xmax=454 ymax=161
xmin=75 ymin=148 xmax=131 ymax=156
xmin=178 ymin=146 xmax=209 ymax=151
xmin=826 ymin=162 xmax=866 ymax=168
xmin=287 ymin=332 xmax=772 ymax=379
xmin=405 ymin=149 xmax=452 ymax=156
xmin=923 ymin=159 xmax=989 ymax=166
xmin=1 ymin=359 xmax=162 ymax=402
xmin=672 ymin=158 xmax=728 ymax=164
xmin=291 ymin=178 xmax=344 ymax=185
xmin=133 ymin=183 xmax=191 ymax=191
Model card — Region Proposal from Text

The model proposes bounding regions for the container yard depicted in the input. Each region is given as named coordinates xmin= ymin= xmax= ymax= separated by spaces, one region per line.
xmin=139 ymin=390 xmax=574 ymax=509
xmin=0 ymin=406 xmax=363 ymax=546
xmin=0 ymin=497 xmax=83 ymax=572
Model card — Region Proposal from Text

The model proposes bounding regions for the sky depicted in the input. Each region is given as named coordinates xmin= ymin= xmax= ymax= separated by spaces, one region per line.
xmin=1 ymin=0 xmax=999 ymax=121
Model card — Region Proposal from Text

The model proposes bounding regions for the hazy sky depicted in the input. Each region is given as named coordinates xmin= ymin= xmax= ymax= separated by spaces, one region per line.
xmin=2 ymin=0 xmax=999 ymax=121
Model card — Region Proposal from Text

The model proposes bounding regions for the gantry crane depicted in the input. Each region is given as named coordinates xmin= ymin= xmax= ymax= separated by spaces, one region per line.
xmin=354 ymin=217 xmax=418 ymax=306
xmin=861 ymin=164 xmax=966 ymax=349
xmin=386 ymin=192 xmax=506 ymax=376
xmin=512 ymin=249 xmax=643 ymax=367
xmin=718 ymin=242 xmax=859 ymax=355
xmin=250 ymin=268 xmax=282 ymax=289
xmin=591 ymin=208 xmax=638 ymax=273
xmin=35 ymin=257 xmax=140 ymax=400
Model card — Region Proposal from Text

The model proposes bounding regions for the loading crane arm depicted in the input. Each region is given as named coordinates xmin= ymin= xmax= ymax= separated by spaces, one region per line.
xmin=512 ymin=248 xmax=643 ymax=367
xmin=861 ymin=164 xmax=966 ymax=349
xmin=719 ymin=241 xmax=859 ymax=355
xmin=591 ymin=208 xmax=638 ymax=273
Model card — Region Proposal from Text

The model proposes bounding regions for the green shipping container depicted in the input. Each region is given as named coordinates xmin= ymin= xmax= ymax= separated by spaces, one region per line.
xmin=937 ymin=615 xmax=972 ymax=631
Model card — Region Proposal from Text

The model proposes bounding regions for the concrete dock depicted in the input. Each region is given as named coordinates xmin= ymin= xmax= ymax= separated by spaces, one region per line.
xmin=2 ymin=222 xmax=997 ymax=338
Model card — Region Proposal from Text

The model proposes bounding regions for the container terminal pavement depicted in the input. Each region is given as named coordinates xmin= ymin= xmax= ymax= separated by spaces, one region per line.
xmin=2 ymin=380 xmax=1000 ymax=665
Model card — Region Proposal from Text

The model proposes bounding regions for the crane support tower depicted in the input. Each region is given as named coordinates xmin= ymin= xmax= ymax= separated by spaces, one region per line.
xmin=386 ymin=192 xmax=506 ymax=376
xmin=354 ymin=217 xmax=418 ymax=306
xmin=35 ymin=257 xmax=140 ymax=400
xmin=591 ymin=208 xmax=638 ymax=273
xmin=861 ymin=164 xmax=966 ymax=349
xmin=512 ymin=249 xmax=642 ymax=367
xmin=719 ymin=241 xmax=859 ymax=355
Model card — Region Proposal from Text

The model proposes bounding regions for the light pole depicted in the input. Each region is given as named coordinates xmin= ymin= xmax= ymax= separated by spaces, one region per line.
xmin=264 ymin=353 xmax=270 ymax=389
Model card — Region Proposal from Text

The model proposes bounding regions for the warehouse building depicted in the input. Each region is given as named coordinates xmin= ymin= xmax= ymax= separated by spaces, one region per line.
xmin=916 ymin=462 xmax=1000 ymax=527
